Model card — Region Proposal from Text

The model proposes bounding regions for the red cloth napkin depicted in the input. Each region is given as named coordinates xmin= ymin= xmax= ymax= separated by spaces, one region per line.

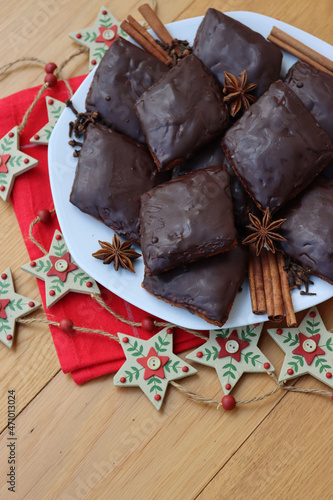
xmin=1 ymin=78 xmax=204 ymax=384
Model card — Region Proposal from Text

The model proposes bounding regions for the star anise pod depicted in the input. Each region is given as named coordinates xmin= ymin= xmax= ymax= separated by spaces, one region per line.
xmin=223 ymin=70 xmax=257 ymax=117
xmin=242 ymin=208 xmax=286 ymax=256
xmin=92 ymin=235 xmax=141 ymax=273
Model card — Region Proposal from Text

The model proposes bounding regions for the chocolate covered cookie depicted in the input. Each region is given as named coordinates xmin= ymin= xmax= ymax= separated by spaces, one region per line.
xmin=140 ymin=165 xmax=237 ymax=275
xmin=85 ymin=37 xmax=169 ymax=143
xmin=136 ymin=54 xmax=230 ymax=171
xmin=222 ymin=80 xmax=333 ymax=214
xmin=143 ymin=245 xmax=248 ymax=327
xmin=70 ymin=123 xmax=169 ymax=243
xmin=193 ymin=9 xmax=282 ymax=98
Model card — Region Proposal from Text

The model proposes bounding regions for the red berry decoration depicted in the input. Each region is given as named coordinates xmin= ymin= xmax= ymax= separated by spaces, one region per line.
xmin=28 ymin=301 xmax=35 ymax=308
xmin=120 ymin=377 xmax=126 ymax=383
xmin=221 ymin=394 xmax=236 ymax=411
xmin=182 ymin=366 xmax=189 ymax=373
xmin=287 ymin=368 xmax=294 ymax=375
xmin=45 ymin=62 xmax=57 ymax=74
xmin=44 ymin=73 xmax=57 ymax=87
xmin=0 ymin=186 xmax=5 ymax=192
xmin=38 ymin=209 xmax=51 ymax=224
xmin=154 ymin=394 xmax=161 ymax=401
xmin=166 ymin=328 xmax=173 ymax=334
xmin=225 ymin=383 xmax=231 ymax=390
xmin=1 ymin=273 xmax=7 ymax=280
xmin=59 ymin=318 xmax=73 ymax=333
xmin=34 ymin=134 xmax=40 ymax=140
xmin=264 ymin=362 xmax=270 ymax=369
xmin=326 ymin=372 xmax=332 ymax=379
xmin=142 ymin=316 xmax=155 ymax=332
xmin=276 ymin=328 xmax=283 ymax=335
xmin=7 ymin=334 xmax=13 ymax=341
xmin=310 ymin=311 xmax=316 ymax=318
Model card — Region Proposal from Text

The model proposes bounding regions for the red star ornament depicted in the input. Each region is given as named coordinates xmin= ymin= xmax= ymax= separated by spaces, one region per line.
xmin=292 ymin=332 xmax=325 ymax=365
xmin=0 ymin=299 xmax=10 ymax=319
xmin=137 ymin=347 xmax=169 ymax=380
xmin=216 ymin=329 xmax=250 ymax=362
xmin=94 ymin=25 xmax=118 ymax=47
xmin=47 ymin=252 xmax=78 ymax=282
xmin=0 ymin=155 xmax=10 ymax=174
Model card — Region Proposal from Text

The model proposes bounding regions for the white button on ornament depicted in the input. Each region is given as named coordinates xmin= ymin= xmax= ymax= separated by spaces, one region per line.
xmin=55 ymin=259 xmax=69 ymax=272
xmin=103 ymin=30 xmax=115 ymax=41
xmin=302 ymin=339 xmax=317 ymax=353
xmin=226 ymin=340 xmax=239 ymax=354
xmin=147 ymin=356 xmax=161 ymax=370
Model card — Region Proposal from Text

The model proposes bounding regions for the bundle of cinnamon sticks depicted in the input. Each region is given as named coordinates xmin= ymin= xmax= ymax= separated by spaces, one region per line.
xmin=249 ymin=244 xmax=297 ymax=327
xmin=268 ymin=26 xmax=333 ymax=76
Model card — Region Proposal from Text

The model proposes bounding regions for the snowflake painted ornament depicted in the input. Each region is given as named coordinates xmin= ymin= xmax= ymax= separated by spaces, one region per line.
xmin=268 ymin=307 xmax=333 ymax=388
xmin=0 ymin=126 xmax=39 ymax=202
xmin=0 ymin=268 xmax=41 ymax=348
xmin=187 ymin=324 xmax=274 ymax=395
xmin=21 ymin=230 xmax=100 ymax=308
xmin=69 ymin=6 xmax=129 ymax=70
xmin=30 ymin=98 xmax=66 ymax=145
xmin=114 ymin=328 xmax=197 ymax=410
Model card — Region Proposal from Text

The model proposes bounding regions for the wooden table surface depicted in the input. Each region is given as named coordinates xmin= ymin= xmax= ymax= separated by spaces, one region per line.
xmin=0 ymin=1 xmax=332 ymax=499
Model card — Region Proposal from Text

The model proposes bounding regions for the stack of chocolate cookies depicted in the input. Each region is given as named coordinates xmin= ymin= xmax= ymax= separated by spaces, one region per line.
xmin=69 ymin=8 xmax=333 ymax=326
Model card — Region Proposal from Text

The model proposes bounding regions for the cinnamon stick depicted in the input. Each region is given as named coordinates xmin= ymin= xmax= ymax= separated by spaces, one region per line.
xmin=120 ymin=20 xmax=169 ymax=65
xmin=126 ymin=15 xmax=172 ymax=64
xmin=268 ymin=27 xmax=333 ymax=76
xmin=277 ymin=252 xmax=297 ymax=327
xmin=260 ymin=248 xmax=285 ymax=322
xmin=248 ymin=244 xmax=267 ymax=315
xmin=138 ymin=3 xmax=181 ymax=55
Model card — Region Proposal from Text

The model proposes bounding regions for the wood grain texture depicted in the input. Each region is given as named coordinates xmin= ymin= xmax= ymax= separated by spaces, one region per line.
xmin=0 ymin=0 xmax=332 ymax=499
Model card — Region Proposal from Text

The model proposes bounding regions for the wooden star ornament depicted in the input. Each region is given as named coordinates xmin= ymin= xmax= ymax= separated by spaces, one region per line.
xmin=21 ymin=230 xmax=100 ymax=308
xmin=69 ymin=6 xmax=129 ymax=70
xmin=268 ymin=307 xmax=333 ymax=388
xmin=0 ymin=268 xmax=41 ymax=348
xmin=0 ymin=126 xmax=39 ymax=202
xmin=186 ymin=324 xmax=274 ymax=395
xmin=114 ymin=328 xmax=197 ymax=410
xmin=30 ymin=98 xmax=66 ymax=145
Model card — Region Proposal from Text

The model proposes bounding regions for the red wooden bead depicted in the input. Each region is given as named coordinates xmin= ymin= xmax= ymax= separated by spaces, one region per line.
xmin=1 ymin=273 xmax=7 ymax=280
xmin=310 ymin=311 xmax=316 ymax=318
xmin=38 ymin=209 xmax=51 ymax=224
xmin=0 ymin=186 xmax=5 ymax=191
xmin=45 ymin=62 xmax=57 ymax=74
xmin=59 ymin=318 xmax=73 ymax=333
xmin=225 ymin=383 xmax=231 ymax=390
xmin=264 ymin=362 xmax=270 ymax=369
xmin=287 ymin=368 xmax=294 ymax=375
xmin=154 ymin=394 xmax=161 ymax=401
xmin=182 ymin=366 xmax=189 ymax=373
xmin=120 ymin=377 xmax=126 ymax=383
xmin=221 ymin=395 xmax=236 ymax=411
xmin=28 ymin=301 xmax=35 ymax=308
xmin=86 ymin=281 xmax=93 ymax=288
xmin=276 ymin=328 xmax=283 ymax=335
xmin=142 ymin=316 xmax=155 ymax=332
xmin=326 ymin=372 xmax=332 ymax=379
xmin=6 ymin=334 xmax=13 ymax=341
xmin=44 ymin=73 xmax=57 ymax=87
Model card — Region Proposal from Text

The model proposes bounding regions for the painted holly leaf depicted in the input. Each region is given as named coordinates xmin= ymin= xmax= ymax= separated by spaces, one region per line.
xmin=21 ymin=230 xmax=100 ymax=308
xmin=187 ymin=324 xmax=274 ymax=395
xmin=268 ymin=307 xmax=333 ymax=388
xmin=69 ymin=6 xmax=129 ymax=70
xmin=30 ymin=97 xmax=66 ymax=145
xmin=114 ymin=328 xmax=197 ymax=410
xmin=0 ymin=127 xmax=39 ymax=202
xmin=0 ymin=268 xmax=41 ymax=348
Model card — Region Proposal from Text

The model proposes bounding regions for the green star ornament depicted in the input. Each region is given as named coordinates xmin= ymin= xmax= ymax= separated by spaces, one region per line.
xmin=21 ymin=230 xmax=100 ymax=308
xmin=187 ymin=324 xmax=274 ymax=395
xmin=114 ymin=328 xmax=197 ymax=410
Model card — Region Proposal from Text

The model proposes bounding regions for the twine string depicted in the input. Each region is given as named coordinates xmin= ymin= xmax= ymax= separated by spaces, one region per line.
xmin=28 ymin=209 xmax=56 ymax=255
xmin=0 ymin=57 xmax=46 ymax=78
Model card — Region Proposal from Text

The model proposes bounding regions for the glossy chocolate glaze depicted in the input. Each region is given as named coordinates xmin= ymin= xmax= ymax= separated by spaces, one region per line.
xmin=278 ymin=177 xmax=333 ymax=284
xmin=85 ymin=37 xmax=169 ymax=143
xmin=193 ymin=9 xmax=282 ymax=98
xmin=222 ymin=80 xmax=333 ymax=214
xmin=285 ymin=60 xmax=333 ymax=178
xmin=136 ymin=54 xmax=230 ymax=171
xmin=171 ymin=139 xmax=259 ymax=229
xmin=143 ymin=245 xmax=248 ymax=326
xmin=140 ymin=165 xmax=237 ymax=275
xmin=70 ymin=123 xmax=170 ymax=243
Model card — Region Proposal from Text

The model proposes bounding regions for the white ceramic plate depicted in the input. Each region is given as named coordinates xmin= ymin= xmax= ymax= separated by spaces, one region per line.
xmin=48 ymin=11 xmax=333 ymax=330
